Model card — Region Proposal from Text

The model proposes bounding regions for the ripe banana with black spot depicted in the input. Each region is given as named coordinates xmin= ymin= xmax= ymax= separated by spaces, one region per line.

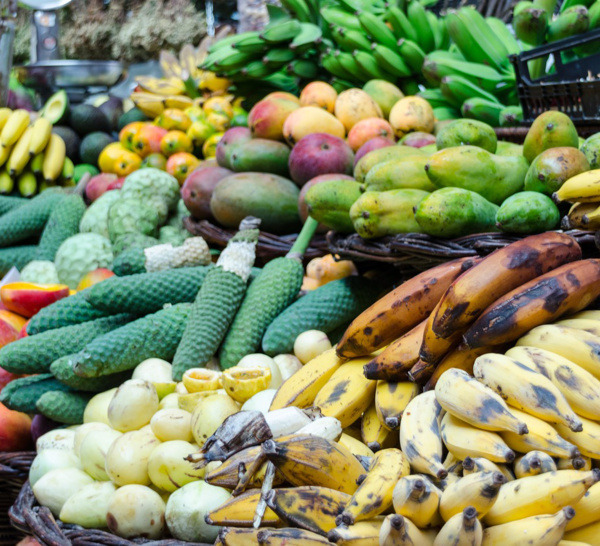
xmin=554 ymin=318 xmax=600 ymax=336
xmin=217 ymin=526 xmax=333 ymax=545
xmin=339 ymin=448 xmax=410 ymax=526
xmin=473 ymin=353 xmax=583 ymax=432
xmin=392 ymin=475 xmax=443 ymax=529
xmin=555 ymin=415 xmax=600 ymax=459
xmin=553 ymin=170 xmax=600 ymax=204
xmin=433 ymin=506 xmax=482 ymax=546
xmin=566 ymin=481 xmax=600 ymax=531
xmin=375 ymin=381 xmax=419 ymax=430
xmin=328 ymin=518 xmax=384 ymax=545
xmin=484 ymin=469 xmax=600 ymax=526
xmin=361 ymin=400 xmax=398 ymax=452
xmin=206 ymin=489 xmax=281 ymax=527
xmin=435 ymin=368 xmax=528 ymax=435
xmin=513 ymin=450 xmax=557 ymax=478
xmin=378 ymin=514 xmax=436 ymax=546
xmin=440 ymin=471 xmax=506 ymax=521
xmin=462 ymin=456 xmax=514 ymax=482
xmin=400 ymin=391 xmax=447 ymax=479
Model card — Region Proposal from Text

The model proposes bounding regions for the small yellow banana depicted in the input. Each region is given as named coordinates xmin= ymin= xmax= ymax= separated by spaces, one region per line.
xmin=567 ymin=482 xmax=600 ymax=530
xmin=440 ymin=471 xmax=506 ymax=521
xmin=340 ymin=448 xmax=410 ymax=526
xmin=483 ymin=507 xmax=575 ymax=545
xmin=473 ymin=353 xmax=583 ymax=432
xmin=130 ymin=91 xmax=165 ymax=117
xmin=513 ymin=450 xmax=557 ymax=479
xmin=361 ymin=400 xmax=398 ymax=452
xmin=506 ymin=346 xmax=600 ymax=421
xmin=314 ymin=358 xmax=376 ymax=428
xmin=42 ymin=134 xmax=66 ymax=182
xmin=0 ymin=144 xmax=11 ymax=167
xmin=17 ymin=170 xmax=37 ymax=197
xmin=400 ymin=391 xmax=447 ymax=479
xmin=433 ymin=506 xmax=482 ymax=546
xmin=555 ymin=415 xmax=600 ymax=459
xmin=554 ymin=318 xmax=600 ymax=336
xmin=206 ymin=489 xmax=281 ymax=527
xmin=500 ymin=407 xmax=580 ymax=459
xmin=0 ymin=108 xmax=11 ymax=130
xmin=440 ymin=412 xmax=516 ymax=463
xmin=392 ymin=475 xmax=443 ymax=529
xmin=337 ymin=433 xmax=375 ymax=459
xmin=443 ymin=452 xmax=463 ymax=476
xmin=484 ymin=469 xmax=600 ymax=526
xmin=164 ymin=94 xmax=194 ymax=109
xmin=217 ymin=526 xmax=332 ymax=545
xmin=328 ymin=518 xmax=385 ymax=545
xmin=554 ymin=169 xmax=600 ymax=203
xmin=0 ymin=169 xmax=14 ymax=194
xmin=7 ymin=126 xmax=33 ymax=176
xmin=435 ymin=368 xmax=528 ymax=435
xmin=265 ymin=486 xmax=351 ymax=536
xmin=563 ymin=519 xmax=600 ymax=544
xmin=378 ymin=514 xmax=436 ymax=546
xmin=375 ymin=381 xmax=419 ymax=430
xmin=0 ymin=109 xmax=30 ymax=147
xmin=462 ymin=456 xmax=514 ymax=482
xmin=28 ymin=117 xmax=52 ymax=156
xmin=270 ymin=348 xmax=342 ymax=410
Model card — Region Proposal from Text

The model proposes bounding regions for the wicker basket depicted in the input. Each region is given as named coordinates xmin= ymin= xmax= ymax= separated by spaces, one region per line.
xmin=0 ymin=451 xmax=35 ymax=546
xmin=327 ymin=229 xmax=599 ymax=274
xmin=10 ymin=481 xmax=213 ymax=546
xmin=183 ymin=217 xmax=329 ymax=265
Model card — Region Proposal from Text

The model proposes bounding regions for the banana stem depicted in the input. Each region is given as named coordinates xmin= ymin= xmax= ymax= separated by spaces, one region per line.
xmin=253 ymin=462 xmax=277 ymax=529
xmin=286 ymin=217 xmax=319 ymax=260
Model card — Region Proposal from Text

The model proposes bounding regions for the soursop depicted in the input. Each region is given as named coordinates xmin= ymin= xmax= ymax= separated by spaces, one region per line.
xmin=120 ymin=168 xmax=180 ymax=223
xmin=79 ymin=190 xmax=121 ymax=239
xmin=107 ymin=198 xmax=160 ymax=242
xmin=112 ymin=232 xmax=160 ymax=256
xmin=167 ymin=199 xmax=190 ymax=229
xmin=20 ymin=260 xmax=59 ymax=285
xmin=55 ymin=233 xmax=113 ymax=289
xmin=159 ymin=226 xmax=189 ymax=246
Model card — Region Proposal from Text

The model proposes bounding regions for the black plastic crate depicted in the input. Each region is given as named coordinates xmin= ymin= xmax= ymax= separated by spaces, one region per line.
xmin=510 ymin=28 xmax=600 ymax=125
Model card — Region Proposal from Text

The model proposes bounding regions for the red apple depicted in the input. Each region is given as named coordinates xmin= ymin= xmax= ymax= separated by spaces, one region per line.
xmin=0 ymin=402 xmax=33 ymax=451
xmin=1 ymin=282 xmax=70 ymax=318
xmin=77 ymin=268 xmax=115 ymax=291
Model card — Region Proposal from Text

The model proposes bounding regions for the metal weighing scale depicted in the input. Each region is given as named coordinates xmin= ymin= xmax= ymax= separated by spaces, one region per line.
xmin=14 ymin=0 xmax=125 ymax=103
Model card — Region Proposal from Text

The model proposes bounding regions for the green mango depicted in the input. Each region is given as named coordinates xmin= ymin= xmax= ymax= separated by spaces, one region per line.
xmin=419 ymin=144 xmax=438 ymax=155
xmin=354 ymin=145 xmax=424 ymax=182
xmin=496 ymin=191 xmax=560 ymax=234
xmin=305 ymin=179 xmax=362 ymax=233
xmin=363 ymin=157 xmax=436 ymax=192
xmin=350 ymin=189 xmax=429 ymax=239
xmin=230 ymin=138 xmax=291 ymax=177
xmin=524 ymin=146 xmax=590 ymax=195
xmin=496 ymin=141 xmax=524 ymax=157
xmin=425 ymin=146 xmax=528 ymax=205
xmin=581 ymin=133 xmax=600 ymax=169
xmin=435 ymin=119 xmax=498 ymax=153
xmin=415 ymin=187 xmax=499 ymax=238
xmin=523 ymin=112 xmax=580 ymax=163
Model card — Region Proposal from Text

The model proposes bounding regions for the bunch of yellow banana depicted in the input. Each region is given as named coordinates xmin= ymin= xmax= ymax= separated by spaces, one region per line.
xmin=0 ymin=107 xmax=69 ymax=197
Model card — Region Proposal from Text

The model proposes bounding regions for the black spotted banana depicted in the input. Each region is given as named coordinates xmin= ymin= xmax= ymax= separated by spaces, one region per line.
xmin=473 ymin=353 xmax=583 ymax=432
xmin=558 ymin=456 xmax=592 ymax=471
xmin=328 ymin=518 xmax=384 ymax=545
xmin=217 ymin=526 xmax=333 ymax=545
xmin=400 ymin=391 xmax=447 ymax=479
xmin=378 ymin=514 xmax=436 ymax=545
xmin=7 ymin=127 xmax=33 ymax=177
xmin=433 ymin=506 xmax=482 ymax=546
xmin=361 ymin=400 xmax=398 ymax=452
xmin=440 ymin=471 xmax=507 ymax=521
xmin=483 ymin=507 xmax=575 ymax=545
xmin=484 ymin=469 xmax=600 ymax=526
xmin=555 ymin=415 xmax=600 ymax=459
xmin=513 ymin=451 xmax=557 ymax=479
xmin=265 ymin=486 xmax=351 ymax=536
xmin=28 ymin=117 xmax=52 ymax=156
xmin=375 ymin=381 xmax=419 ymax=430
xmin=435 ymin=368 xmax=528 ymax=435
xmin=500 ymin=407 xmax=580 ymax=459
xmin=462 ymin=457 xmax=515 ymax=482
xmin=392 ymin=475 xmax=443 ymax=529
xmin=506 ymin=346 xmax=600 ymax=421
xmin=339 ymin=448 xmax=410 ymax=526
xmin=440 ymin=413 xmax=516 ymax=463
xmin=42 ymin=133 xmax=66 ymax=182
xmin=206 ymin=489 xmax=281 ymax=527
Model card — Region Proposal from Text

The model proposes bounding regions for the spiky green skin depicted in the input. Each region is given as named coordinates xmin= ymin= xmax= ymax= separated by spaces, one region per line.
xmin=219 ymin=257 xmax=303 ymax=369
xmin=172 ymin=269 xmax=247 ymax=380
xmin=0 ymin=245 xmax=38 ymax=276
xmin=0 ymin=195 xmax=26 ymax=216
xmin=36 ymin=390 xmax=92 ymax=424
xmin=50 ymin=355 xmax=132 ymax=392
xmin=262 ymin=277 xmax=383 ymax=355
xmin=112 ymin=233 xmax=159 ymax=257
xmin=36 ymin=194 xmax=87 ymax=261
xmin=107 ymin=198 xmax=161 ymax=243
xmin=0 ymin=314 xmax=133 ymax=374
xmin=27 ymin=290 xmax=115 ymax=335
xmin=72 ymin=303 xmax=192 ymax=378
xmin=84 ymin=266 xmax=212 ymax=315
xmin=0 ymin=374 xmax=71 ymax=413
xmin=0 ymin=191 xmax=64 ymax=247
xmin=111 ymin=247 xmax=147 ymax=276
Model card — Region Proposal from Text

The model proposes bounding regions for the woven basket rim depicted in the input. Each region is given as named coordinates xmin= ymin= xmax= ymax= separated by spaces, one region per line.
xmin=0 ymin=451 xmax=35 ymax=480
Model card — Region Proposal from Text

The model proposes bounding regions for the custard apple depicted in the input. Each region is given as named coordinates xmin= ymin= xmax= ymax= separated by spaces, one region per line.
xmin=159 ymin=226 xmax=190 ymax=246
xmin=55 ymin=233 xmax=113 ymax=289
xmin=79 ymin=190 xmax=121 ymax=239
xmin=112 ymin=232 xmax=160 ymax=256
xmin=167 ymin=199 xmax=191 ymax=229
xmin=20 ymin=260 xmax=59 ymax=285
xmin=120 ymin=168 xmax=180 ymax=223
xmin=107 ymin=198 xmax=160 ymax=243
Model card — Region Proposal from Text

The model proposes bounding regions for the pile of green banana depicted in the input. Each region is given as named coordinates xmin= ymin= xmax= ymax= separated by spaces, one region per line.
xmin=0 ymin=108 xmax=72 ymax=197
xmin=513 ymin=0 xmax=600 ymax=79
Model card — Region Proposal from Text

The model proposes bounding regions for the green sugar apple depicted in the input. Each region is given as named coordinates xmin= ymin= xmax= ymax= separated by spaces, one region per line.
xmin=20 ymin=260 xmax=59 ymax=285
xmin=120 ymin=168 xmax=180 ymax=223
xmin=79 ymin=190 xmax=121 ymax=239
xmin=167 ymin=199 xmax=191 ymax=229
xmin=55 ymin=233 xmax=113 ymax=289
xmin=159 ymin=226 xmax=189 ymax=246
xmin=108 ymin=198 xmax=161 ymax=243
xmin=112 ymin=232 xmax=160 ymax=256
